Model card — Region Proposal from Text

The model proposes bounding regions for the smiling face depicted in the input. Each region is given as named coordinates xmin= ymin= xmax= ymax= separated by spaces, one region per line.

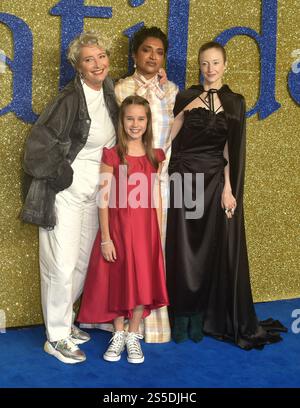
xmin=123 ymin=104 xmax=148 ymax=141
xmin=77 ymin=45 xmax=109 ymax=90
xmin=199 ymin=47 xmax=227 ymax=89
xmin=133 ymin=36 xmax=165 ymax=79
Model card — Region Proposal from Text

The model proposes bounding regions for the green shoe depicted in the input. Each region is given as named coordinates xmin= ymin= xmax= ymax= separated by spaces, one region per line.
xmin=172 ymin=316 xmax=189 ymax=343
xmin=189 ymin=314 xmax=204 ymax=343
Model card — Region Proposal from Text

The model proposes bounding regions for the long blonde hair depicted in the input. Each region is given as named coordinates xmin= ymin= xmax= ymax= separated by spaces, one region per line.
xmin=117 ymin=95 xmax=158 ymax=171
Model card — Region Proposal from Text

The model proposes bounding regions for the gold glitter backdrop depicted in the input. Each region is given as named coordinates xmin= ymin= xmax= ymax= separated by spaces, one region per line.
xmin=0 ymin=0 xmax=299 ymax=327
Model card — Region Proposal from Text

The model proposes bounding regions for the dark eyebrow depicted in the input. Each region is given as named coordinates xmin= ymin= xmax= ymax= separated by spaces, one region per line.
xmin=142 ymin=45 xmax=164 ymax=52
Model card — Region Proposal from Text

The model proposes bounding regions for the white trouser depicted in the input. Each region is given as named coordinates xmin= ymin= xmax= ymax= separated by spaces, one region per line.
xmin=39 ymin=159 xmax=99 ymax=342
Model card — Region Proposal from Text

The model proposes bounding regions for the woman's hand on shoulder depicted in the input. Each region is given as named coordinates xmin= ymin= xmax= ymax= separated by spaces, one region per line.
xmin=158 ymin=68 xmax=167 ymax=85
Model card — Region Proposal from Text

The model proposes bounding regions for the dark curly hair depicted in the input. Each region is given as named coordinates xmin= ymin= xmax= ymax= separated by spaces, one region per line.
xmin=131 ymin=26 xmax=168 ymax=55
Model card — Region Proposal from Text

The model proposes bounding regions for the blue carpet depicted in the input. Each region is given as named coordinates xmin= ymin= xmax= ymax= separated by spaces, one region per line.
xmin=0 ymin=298 xmax=299 ymax=388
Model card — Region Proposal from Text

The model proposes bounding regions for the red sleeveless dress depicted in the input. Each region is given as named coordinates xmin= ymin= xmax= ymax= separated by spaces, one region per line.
xmin=78 ymin=147 xmax=169 ymax=323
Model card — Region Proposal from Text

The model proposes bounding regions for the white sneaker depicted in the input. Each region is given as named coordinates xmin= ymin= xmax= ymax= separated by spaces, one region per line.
xmin=126 ymin=332 xmax=144 ymax=364
xmin=44 ymin=336 xmax=86 ymax=364
xmin=103 ymin=331 xmax=126 ymax=362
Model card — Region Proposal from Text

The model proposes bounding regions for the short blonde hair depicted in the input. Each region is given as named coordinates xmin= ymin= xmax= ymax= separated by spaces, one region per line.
xmin=67 ymin=31 xmax=111 ymax=69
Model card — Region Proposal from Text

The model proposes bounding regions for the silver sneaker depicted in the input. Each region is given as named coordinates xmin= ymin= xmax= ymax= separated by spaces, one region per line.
xmin=126 ymin=332 xmax=144 ymax=364
xmin=103 ymin=331 xmax=126 ymax=362
xmin=71 ymin=324 xmax=91 ymax=345
xmin=44 ymin=337 xmax=86 ymax=364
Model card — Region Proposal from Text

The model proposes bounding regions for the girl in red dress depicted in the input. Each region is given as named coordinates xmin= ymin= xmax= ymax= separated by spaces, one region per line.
xmin=78 ymin=95 xmax=169 ymax=363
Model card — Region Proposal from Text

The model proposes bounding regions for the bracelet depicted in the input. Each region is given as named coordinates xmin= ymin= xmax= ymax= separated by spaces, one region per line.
xmin=100 ymin=239 xmax=113 ymax=246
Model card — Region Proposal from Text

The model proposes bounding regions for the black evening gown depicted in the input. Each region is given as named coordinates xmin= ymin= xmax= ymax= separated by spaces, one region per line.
xmin=166 ymin=85 xmax=286 ymax=350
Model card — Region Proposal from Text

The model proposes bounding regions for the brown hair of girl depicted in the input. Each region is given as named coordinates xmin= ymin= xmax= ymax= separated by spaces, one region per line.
xmin=117 ymin=95 xmax=158 ymax=171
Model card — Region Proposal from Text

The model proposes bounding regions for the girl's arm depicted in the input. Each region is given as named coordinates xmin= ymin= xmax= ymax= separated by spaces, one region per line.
xmin=222 ymin=142 xmax=237 ymax=219
xmin=99 ymin=162 xmax=117 ymax=262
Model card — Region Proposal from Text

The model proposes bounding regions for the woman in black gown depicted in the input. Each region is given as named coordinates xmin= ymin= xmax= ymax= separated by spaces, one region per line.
xmin=165 ymin=41 xmax=286 ymax=350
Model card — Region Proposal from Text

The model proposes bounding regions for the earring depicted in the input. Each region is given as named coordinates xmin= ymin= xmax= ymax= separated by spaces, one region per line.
xmin=133 ymin=62 xmax=136 ymax=69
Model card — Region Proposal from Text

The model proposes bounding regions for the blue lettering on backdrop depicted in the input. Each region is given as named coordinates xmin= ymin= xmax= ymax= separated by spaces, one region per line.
xmin=215 ymin=0 xmax=281 ymax=119
xmin=167 ymin=0 xmax=190 ymax=90
xmin=123 ymin=22 xmax=145 ymax=74
xmin=0 ymin=13 xmax=37 ymax=123
xmin=129 ymin=0 xmax=146 ymax=6
xmin=0 ymin=0 xmax=298 ymax=124
xmin=50 ymin=0 xmax=112 ymax=89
